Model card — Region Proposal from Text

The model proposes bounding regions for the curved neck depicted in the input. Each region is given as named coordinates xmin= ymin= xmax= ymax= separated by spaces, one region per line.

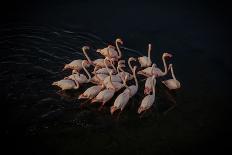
xmin=109 ymin=72 xmax=115 ymax=90
xmin=110 ymin=60 xmax=116 ymax=72
xmin=128 ymin=58 xmax=134 ymax=73
xmin=148 ymin=44 xmax=151 ymax=59
xmin=161 ymin=55 xmax=168 ymax=75
xmin=117 ymin=65 xmax=120 ymax=74
xmin=82 ymin=48 xmax=92 ymax=63
xmin=170 ymin=65 xmax=176 ymax=80
xmin=94 ymin=67 xmax=101 ymax=82
xmin=104 ymin=58 xmax=111 ymax=74
xmin=115 ymin=40 xmax=122 ymax=58
xmin=82 ymin=61 xmax=91 ymax=82
xmin=133 ymin=68 xmax=138 ymax=88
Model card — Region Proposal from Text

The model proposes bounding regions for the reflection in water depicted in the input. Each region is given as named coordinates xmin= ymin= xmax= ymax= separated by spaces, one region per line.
xmin=0 ymin=24 xmax=177 ymax=135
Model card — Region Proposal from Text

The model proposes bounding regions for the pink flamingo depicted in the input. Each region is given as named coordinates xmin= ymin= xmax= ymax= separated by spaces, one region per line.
xmin=110 ymin=66 xmax=138 ymax=115
xmin=138 ymin=75 xmax=156 ymax=114
xmin=78 ymin=84 xmax=105 ymax=99
xmin=63 ymin=46 xmax=91 ymax=71
xmin=96 ymin=38 xmax=123 ymax=61
xmin=64 ymin=60 xmax=91 ymax=84
xmin=138 ymin=43 xmax=152 ymax=67
xmin=162 ymin=64 xmax=181 ymax=90
xmin=137 ymin=64 xmax=156 ymax=77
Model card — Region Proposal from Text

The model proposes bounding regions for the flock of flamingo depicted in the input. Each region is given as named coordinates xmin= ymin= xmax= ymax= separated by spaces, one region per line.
xmin=52 ymin=38 xmax=181 ymax=116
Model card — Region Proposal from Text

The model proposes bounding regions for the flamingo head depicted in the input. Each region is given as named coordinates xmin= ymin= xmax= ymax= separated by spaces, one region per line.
xmin=72 ymin=69 xmax=79 ymax=74
xmin=110 ymin=106 xmax=119 ymax=115
xmin=63 ymin=64 xmax=70 ymax=71
xmin=82 ymin=46 xmax=90 ymax=51
xmin=116 ymin=38 xmax=123 ymax=44
xmin=168 ymin=64 xmax=173 ymax=70
xmin=163 ymin=52 xmax=173 ymax=58
xmin=52 ymin=81 xmax=58 ymax=86
xmin=96 ymin=49 xmax=102 ymax=53
xmin=130 ymin=57 xmax=137 ymax=62
xmin=138 ymin=106 xmax=145 ymax=114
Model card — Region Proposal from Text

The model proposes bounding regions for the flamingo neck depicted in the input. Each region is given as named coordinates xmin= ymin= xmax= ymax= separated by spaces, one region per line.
xmin=161 ymin=55 xmax=168 ymax=75
xmin=94 ymin=67 xmax=101 ymax=82
xmin=148 ymin=44 xmax=151 ymax=60
xmin=170 ymin=65 xmax=176 ymax=80
xmin=128 ymin=58 xmax=133 ymax=73
xmin=115 ymin=40 xmax=122 ymax=59
xmin=110 ymin=60 xmax=117 ymax=72
xmin=82 ymin=61 xmax=91 ymax=82
xmin=109 ymin=72 xmax=115 ymax=90
xmin=83 ymin=48 xmax=92 ymax=63
xmin=104 ymin=58 xmax=111 ymax=74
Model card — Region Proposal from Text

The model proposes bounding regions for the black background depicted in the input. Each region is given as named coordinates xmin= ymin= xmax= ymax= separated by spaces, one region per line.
xmin=0 ymin=0 xmax=231 ymax=154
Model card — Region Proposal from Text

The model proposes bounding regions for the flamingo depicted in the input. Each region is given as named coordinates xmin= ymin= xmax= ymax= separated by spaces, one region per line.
xmin=137 ymin=64 xmax=156 ymax=77
xmin=63 ymin=46 xmax=91 ymax=71
xmin=137 ymin=52 xmax=172 ymax=77
xmin=138 ymin=75 xmax=156 ymax=114
xmin=52 ymin=79 xmax=79 ymax=91
xmin=152 ymin=52 xmax=172 ymax=77
xmin=82 ymin=46 xmax=112 ymax=68
xmin=64 ymin=60 xmax=91 ymax=84
xmin=78 ymin=84 xmax=105 ymax=99
xmin=123 ymin=66 xmax=139 ymax=97
xmin=96 ymin=38 xmax=123 ymax=60
xmin=110 ymin=66 xmax=138 ymax=114
xmin=110 ymin=90 xmax=130 ymax=115
xmin=144 ymin=76 xmax=156 ymax=95
xmin=162 ymin=64 xmax=181 ymax=90
xmin=138 ymin=43 xmax=152 ymax=67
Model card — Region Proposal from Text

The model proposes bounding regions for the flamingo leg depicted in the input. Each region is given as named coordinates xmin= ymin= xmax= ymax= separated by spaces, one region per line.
xmin=163 ymin=103 xmax=177 ymax=115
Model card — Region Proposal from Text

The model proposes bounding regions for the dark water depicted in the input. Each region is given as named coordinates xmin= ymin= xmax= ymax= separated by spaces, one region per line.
xmin=1 ymin=1 xmax=231 ymax=154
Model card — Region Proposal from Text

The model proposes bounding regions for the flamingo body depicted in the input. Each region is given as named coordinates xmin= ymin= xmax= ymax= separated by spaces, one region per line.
xmin=52 ymin=79 xmax=79 ymax=90
xmin=79 ymin=85 xmax=103 ymax=99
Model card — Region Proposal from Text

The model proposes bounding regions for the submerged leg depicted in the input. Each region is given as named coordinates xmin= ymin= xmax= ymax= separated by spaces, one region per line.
xmin=163 ymin=103 xmax=177 ymax=115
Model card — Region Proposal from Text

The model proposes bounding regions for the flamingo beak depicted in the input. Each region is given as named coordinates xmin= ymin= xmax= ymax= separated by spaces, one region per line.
xmin=166 ymin=53 xmax=173 ymax=58
xmin=62 ymin=64 xmax=68 ymax=71
xmin=110 ymin=106 xmax=118 ymax=115
xmin=96 ymin=49 xmax=101 ymax=53
xmin=52 ymin=81 xmax=58 ymax=86
xmin=78 ymin=94 xmax=85 ymax=99
xmin=137 ymin=107 xmax=144 ymax=114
